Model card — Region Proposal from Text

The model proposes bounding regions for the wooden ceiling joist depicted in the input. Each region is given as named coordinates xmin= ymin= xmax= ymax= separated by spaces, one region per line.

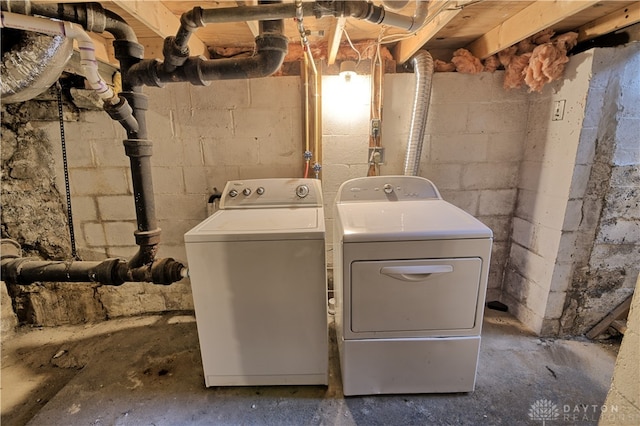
xmin=578 ymin=1 xmax=640 ymax=42
xmin=327 ymin=17 xmax=347 ymax=65
xmin=393 ymin=0 xmax=469 ymax=64
xmin=467 ymin=0 xmax=600 ymax=59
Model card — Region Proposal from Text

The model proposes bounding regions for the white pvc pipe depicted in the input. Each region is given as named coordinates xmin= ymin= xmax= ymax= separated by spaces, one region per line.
xmin=1 ymin=11 xmax=118 ymax=104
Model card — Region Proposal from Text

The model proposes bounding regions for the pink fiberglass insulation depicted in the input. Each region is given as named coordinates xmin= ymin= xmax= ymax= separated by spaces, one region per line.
xmin=498 ymin=46 xmax=518 ymax=67
xmin=524 ymin=32 xmax=578 ymax=92
xmin=434 ymin=59 xmax=456 ymax=72
xmin=517 ymin=37 xmax=536 ymax=54
xmin=555 ymin=32 xmax=579 ymax=51
xmin=451 ymin=48 xmax=483 ymax=74
xmin=483 ymin=55 xmax=500 ymax=72
xmin=504 ymin=53 xmax=532 ymax=90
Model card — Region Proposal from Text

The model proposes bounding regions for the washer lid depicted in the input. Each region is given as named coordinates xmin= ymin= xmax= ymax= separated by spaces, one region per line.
xmin=337 ymin=199 xmax=492 ymax=242
xmin=185 ymin=208 xmax=325 ymax=242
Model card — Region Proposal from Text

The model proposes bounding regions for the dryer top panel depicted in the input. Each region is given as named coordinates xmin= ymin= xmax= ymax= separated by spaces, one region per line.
xmin=336 ymin=200 xmax=492 ymax=242
xmin=336 ymin=176 xmax=441 ymax=203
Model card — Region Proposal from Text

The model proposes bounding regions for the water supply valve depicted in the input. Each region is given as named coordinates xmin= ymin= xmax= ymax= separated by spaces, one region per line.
xmin=312 ymin=162 xmax=322 ymax=178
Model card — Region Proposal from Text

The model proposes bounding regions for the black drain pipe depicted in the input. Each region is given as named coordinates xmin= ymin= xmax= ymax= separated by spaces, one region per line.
xmin=130 ymin=0 xmax=430 ymax=87
xmin=129 ymin=1 xmax=288 ymax=87
xmin=0 ymin=2 xmax=186 ymax=286
xmin=1 ymin=240 xmax=184 ymax=285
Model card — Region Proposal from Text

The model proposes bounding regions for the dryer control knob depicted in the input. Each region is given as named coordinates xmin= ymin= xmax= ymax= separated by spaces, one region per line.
xmin=296 ymin=184 xmax=310 ymax=198
xmin=383 ymin=183 xmax=394 ymax=194
xmin=256 ymin=187 xmax=265 ymax=195
xmin=229 ymin=189 xmax=238 ymax=197
xmin=243 ymin=188 xmax=252 ymax=196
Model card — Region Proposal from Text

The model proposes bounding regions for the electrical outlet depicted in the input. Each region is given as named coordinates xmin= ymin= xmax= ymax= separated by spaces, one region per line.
xmin=552 ymin=100 xmax=566 ymax=121
xmin=370 ymin=119 xmax=381 ymax=137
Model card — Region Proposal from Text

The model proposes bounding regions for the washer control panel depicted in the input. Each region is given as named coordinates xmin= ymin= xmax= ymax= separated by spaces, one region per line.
xmin=220 ymin=178 xmax=323 ymax=209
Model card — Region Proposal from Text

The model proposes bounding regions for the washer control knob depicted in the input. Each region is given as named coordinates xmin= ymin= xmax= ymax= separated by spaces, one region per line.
xmin=296 ymin=184 xmax=310 ymax=198
xmin=242 ymin=188 xmax=252 ymax=196
xmin=256 ymin=187 xmax=265 ymax=195
xmin=229 ymin=189 xmax=238 ymax=197
xmin=383 ymin=183 xmax=394 ymax=194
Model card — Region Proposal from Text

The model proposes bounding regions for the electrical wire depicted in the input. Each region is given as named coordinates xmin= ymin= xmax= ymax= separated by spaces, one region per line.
xmin=342 ymin=28 xmax=362 ymax=66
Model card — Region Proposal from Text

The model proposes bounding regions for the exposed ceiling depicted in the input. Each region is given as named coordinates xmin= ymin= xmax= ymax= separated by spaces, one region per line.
xmin=41 ymin=0 xmax=640 ymax=67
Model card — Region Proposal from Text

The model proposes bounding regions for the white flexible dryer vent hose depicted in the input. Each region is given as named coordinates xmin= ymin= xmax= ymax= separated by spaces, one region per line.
xmin=1 ymin=11 xmax=117 ymax=104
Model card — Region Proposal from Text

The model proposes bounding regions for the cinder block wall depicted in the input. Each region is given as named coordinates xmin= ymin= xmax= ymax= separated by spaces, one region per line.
xmin=503 ymin=50 xmax=596 ymax=335
xmin=15 ymin=70 xmax=526 ymax=324
xmin=323 ymin=71 xmax=528 ymax=300
xmin=5 ymin=47 xmax=635 ymax=333
xmin=560 ymin=44 xmax=640 ymax=335
xmin=504 ymin=45 xmax=640 ymax=336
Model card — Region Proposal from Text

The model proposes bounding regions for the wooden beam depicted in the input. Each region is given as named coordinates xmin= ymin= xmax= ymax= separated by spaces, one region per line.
xmin=586 ymin=295 xmax=632 ymax=339
xmin=111 ymin=0 xmax=208 ymax=58
xmin=578 ymin=1 xmax=640 ymax=42
xmin=327 ymin=17 xmax=346 ymax=65
xmin=393 ymin=0 xmax=467 ymax=64
xmin=467 ymin=0 xmax=600 ymax=59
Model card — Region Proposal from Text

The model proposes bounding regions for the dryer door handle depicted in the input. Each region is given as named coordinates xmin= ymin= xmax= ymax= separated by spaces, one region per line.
xmin=380 ymin=265 xmax=453 ymax=282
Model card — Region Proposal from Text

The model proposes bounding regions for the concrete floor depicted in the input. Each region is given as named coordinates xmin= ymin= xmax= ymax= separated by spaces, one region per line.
xmin=2 ymin=309 xmax=618 ymax=426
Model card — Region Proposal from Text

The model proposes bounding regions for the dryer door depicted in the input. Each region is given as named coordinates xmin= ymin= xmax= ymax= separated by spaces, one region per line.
xmin=350 ymin=258 xmax=482 ymax=333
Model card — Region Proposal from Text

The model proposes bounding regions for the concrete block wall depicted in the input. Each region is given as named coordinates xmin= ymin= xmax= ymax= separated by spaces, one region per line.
xmin=560 ymin=44 xmax=640 ymax=335
xmin=33 ymin=77 xmax=304 ymax=320
xmin=8 ymin=46 xmax=634 ymax=333
xmin=323 ymin=71 xmax=529 ymax=300
xmin=503 ymin=50 xmax=595 ymax=335
xmin=504 ymin=45 xmax=640 ymax=336
xmin=20 ymin=70 xmax=528 ymax=324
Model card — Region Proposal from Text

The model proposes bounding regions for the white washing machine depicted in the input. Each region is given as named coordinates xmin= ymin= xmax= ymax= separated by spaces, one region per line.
xmin=334 ymin=176 xmax=492 ymax=396
xmin=185 ymin=178 xmax=328 ymax=387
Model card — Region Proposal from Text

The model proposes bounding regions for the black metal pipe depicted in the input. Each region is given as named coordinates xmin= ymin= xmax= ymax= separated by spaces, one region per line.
xmin=200 ymin=2 xmax=317 ymax=23
xmin=1 ymin=257 xmax=125 ymax=285
xmin=103 ymin=8 xmax=138 ymax=42
xmin=0 ymin=238 xmax=185 ymax=285
xmin=0 ymin=5 xmax=183 ymax=284
xmin=137 ymin=33 xmax=288 ymax=86
xmin=11 ymin=1 xmax=138 ymax=42
xmin=1 ymin=256 xmax=186 ymax=286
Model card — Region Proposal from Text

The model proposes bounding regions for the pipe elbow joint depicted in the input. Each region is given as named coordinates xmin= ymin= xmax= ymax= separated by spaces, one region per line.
xmin=162 ymin=36 xmax=191 ymax=72
xmin=254 ymin=33 xmax=288 ymax=76
xmin=181 ymin=6 xmax=205 ymax=30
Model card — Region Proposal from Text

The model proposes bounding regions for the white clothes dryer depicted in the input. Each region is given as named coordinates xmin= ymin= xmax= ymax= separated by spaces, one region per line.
xmin=185 ymin=178 xmax=328 ymax=387
xmin=334 ymin=176 xmax=492 ymax=396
